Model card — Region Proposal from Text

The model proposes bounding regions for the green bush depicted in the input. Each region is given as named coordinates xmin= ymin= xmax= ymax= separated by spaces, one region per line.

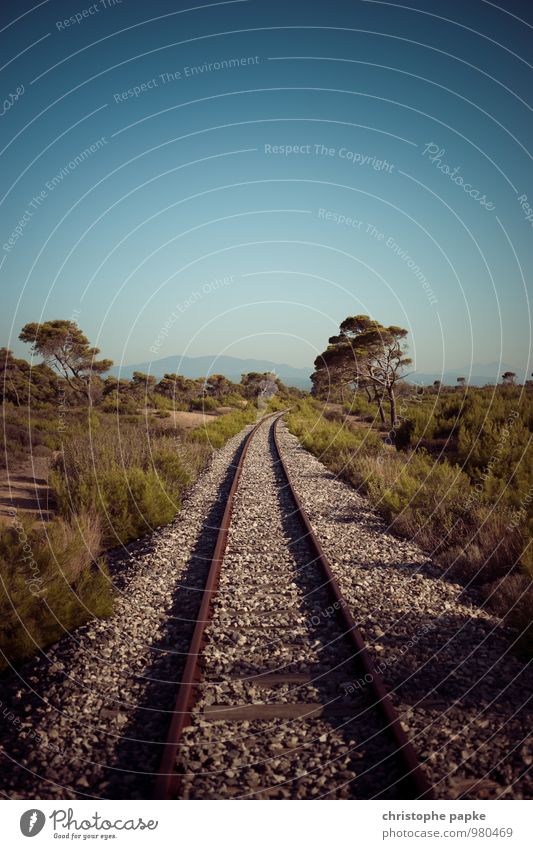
xmin=1 ymin=404 xmax=252 ymax=671
xmin=286 ymin=400 xmax=383 ymax=466
xmin=286 ymin=398 xmax=531 ymax=637
xmin=343 ymin=395 xmax=376 ymax=418
xmin=395 ymin=389 xmax=533 ymax=510
xmin=50 ymin=413 xmax=250 ymax=547
xmin=265 ymin=396 xmax=287 ymax=413
xmin=101 ymin=467 xmax=176 ymax=544
xmin=224 ymin=392 xmax=249 ymax=408
xmin=49 ymin=422 xmax=198 ymax=547
xmin=189 ymin=405 xmax=257 ymax=449
xmin=149 ymin=394 xmax=188 ymax=413
xmin=0 ymin=513 xmax=112 ymax=672
xmin=0 ymin=403 xmax=63 ymax=467
xmin=189 ymin=396 xmax=219 ymax=412
xmin=153 ymin=448 xmax=191 ymax=488
xmin=100 ymin=394 xmax=139 ymax=415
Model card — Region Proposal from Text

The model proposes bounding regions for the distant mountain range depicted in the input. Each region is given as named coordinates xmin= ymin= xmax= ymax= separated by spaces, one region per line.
xmin=110 ymin=354 xmax=313 ymax=388
xmin=110 ymin=356 xmax=524 ymax=390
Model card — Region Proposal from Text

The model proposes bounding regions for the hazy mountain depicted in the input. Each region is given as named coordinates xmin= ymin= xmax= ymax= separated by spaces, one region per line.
xmin=110 ymin=354 xmax=312 ymax=388
xmin=111 ymin=356 xmax=524 ymax=390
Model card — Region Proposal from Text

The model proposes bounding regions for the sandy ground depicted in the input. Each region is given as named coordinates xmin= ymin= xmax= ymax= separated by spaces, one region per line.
xmin=144 ymin=408 xmax=227 ymax=430
xmin=0 ymin=455 xmax=54 ymax=524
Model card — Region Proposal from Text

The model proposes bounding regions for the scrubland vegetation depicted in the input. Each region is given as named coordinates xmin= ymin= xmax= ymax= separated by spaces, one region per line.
xmin=288 ymin=397 xmax=532 ymax=643
xmin=2 ymin=311 xmax=531 ymax=669
xmin=292 ymin=314 xmax=532 ymax=648
xmin=0 ymin=323 xmax=298 ymax=670
xmin=0 ymin=512 xmax=111 ymax=671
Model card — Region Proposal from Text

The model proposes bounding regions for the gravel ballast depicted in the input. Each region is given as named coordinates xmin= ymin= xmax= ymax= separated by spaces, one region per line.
xmin=177 ymin=417 xmax=409 ymax=799
xmin=0 ymin=415 xmax=530 ymax=800
xmin=0 ymin=424 xmax=257 ymax=799
xmin=277 ymin=421 xmax=532 ymax=799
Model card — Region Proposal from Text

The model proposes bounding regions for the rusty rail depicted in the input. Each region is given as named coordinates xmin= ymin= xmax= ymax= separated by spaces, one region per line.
xmin=154 ymin=413 xmax=276 ymax=798
xmin=154 ymin=412 xmax=432 ymax=799
xmin=272 ymin=415 xmax=432 ymax=799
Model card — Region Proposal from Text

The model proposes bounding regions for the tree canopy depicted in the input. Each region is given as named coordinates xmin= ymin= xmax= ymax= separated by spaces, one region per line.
xmin=313 ymin=315 xmax=412 ymax=426
xmin=1 ymin=347 xmax=61 ymax=406
xmin=19 ymin=320 xmax=112 ymax=404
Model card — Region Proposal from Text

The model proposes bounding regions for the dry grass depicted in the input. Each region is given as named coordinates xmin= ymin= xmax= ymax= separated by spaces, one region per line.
xmin=49 ymin=420 xmax=207 ymax=547
xmin=287 ymin=400 xmax=531 ymax=643
xmin=143 ymin=409 xmax=220 ymax=430
xmin=0 ymin=512 xmax=112 ymax=672
xmin=0 ymin=402 xmax=269 ymax=672
xmin=484 ymin=571 xmax=533 ymax=652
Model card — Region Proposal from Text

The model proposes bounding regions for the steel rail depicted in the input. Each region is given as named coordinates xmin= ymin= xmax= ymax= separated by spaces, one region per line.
xmin=155 ymin=411 xmax=432 ymax=799
xmin=153 ymin=413 xmax=277 ymax=799
xmin=272 ymin=415 xmax=433 ymax=799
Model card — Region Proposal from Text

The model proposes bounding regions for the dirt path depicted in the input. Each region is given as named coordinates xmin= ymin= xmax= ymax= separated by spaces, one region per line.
xmin=0 ymin=455 xmax=54 ymax=523
xmin=143 ymin=408 xmax=230 ymax=430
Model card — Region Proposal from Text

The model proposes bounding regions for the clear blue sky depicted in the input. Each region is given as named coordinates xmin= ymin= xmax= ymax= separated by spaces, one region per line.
xmin=1 ymin=0 xmax=532 ymax=380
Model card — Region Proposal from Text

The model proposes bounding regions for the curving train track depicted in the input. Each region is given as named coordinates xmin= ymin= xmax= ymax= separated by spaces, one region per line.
xmin=154 ymin=413 xmax=433 ymax=800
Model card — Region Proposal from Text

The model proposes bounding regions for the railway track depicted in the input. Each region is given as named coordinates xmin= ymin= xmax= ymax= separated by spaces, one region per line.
xmin=154 ymin=413 xmax=433 ymax=800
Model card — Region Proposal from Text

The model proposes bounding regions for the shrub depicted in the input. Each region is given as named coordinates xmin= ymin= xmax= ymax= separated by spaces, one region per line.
xmin=153 ymin=448 xmax=191 ymax=489
xmin=484 ymin=571 xmax=533 ymax=653
xmin=0 ymin=513 xmax=112 ymax=672
xmin=190 ymin=396 xmax=219 ymax=412
xmin=267 ymin=396 xmax=288 ymax=413
xmin=224 ymin=392 xmax=249 ymax=408
xmin=0 ymin=404 xmax=62 ymax=468
xmin=49 ymin=422 xmax=194 ymax=547
xmin=50 ymin=413 xmax=247 ymax=547
xmin=100 ymin=394 xmax=139 ymax=415
xmin=189 ymin=405 xmax=257 ymax=449
xmin=287 ymin=398 xmax=532 ymax=639
xmin=1 ymin=403 xmax=250 ymax=671
xmin=343 ymin=395 xmax=376 ymax=418
xmin=99 ymin=467 xmax=174 ymax=545
xmin=286 ymin=400 xmax=383 ymax=466
xmin=435 ymin=505 xmax=524 ymax=583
